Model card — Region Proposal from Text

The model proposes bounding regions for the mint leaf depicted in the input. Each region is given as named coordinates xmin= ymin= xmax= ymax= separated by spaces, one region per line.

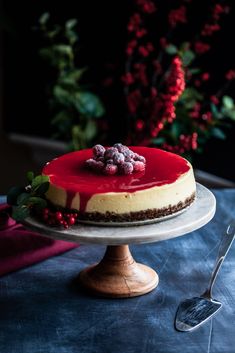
xmin=12 ymin=206 xmax=30 ymax=221
xmin=35 ymin=182 xmax=50 ymax=196
xmin=27 ymin=197 xmax=47 ymax=209
xmin=27 ymin=171 xmax=34 ymax=183
xmin=17 ymin=193 xmax=31 ymax=206
xmin=31 ymin=175 xmax=49 ymax=190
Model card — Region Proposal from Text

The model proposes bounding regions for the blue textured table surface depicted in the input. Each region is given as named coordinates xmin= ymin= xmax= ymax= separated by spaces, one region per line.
xmin=0 ymin=189 xmax=235 ymax=353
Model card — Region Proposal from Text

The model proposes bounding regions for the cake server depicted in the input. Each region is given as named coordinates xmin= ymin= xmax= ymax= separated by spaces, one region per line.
xmin=175 ymin=221 xmax=235 ymax=332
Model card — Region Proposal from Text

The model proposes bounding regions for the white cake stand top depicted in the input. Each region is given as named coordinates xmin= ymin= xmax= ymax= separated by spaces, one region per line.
xmin=23 ymin=183 xmax=216 ymax=245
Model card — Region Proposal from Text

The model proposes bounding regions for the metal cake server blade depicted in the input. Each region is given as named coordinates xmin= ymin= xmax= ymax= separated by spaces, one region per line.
xmin=175 ymin=221 xmax=235 ymax=332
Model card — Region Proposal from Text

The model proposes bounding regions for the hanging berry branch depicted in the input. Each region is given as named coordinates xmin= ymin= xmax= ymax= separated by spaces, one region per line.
xmin=120 ymin=0 xmax=235 ymax=158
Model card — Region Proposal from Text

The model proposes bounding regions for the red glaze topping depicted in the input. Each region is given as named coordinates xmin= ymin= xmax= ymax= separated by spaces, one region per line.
xmin=43 ymin=147 xmax=190 ymax=212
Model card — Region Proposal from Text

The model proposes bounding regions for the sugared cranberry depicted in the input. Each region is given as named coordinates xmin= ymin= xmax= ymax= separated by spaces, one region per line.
xmin=134 ymin=154 xmax=146 ymax=163
xmin=113 ymin=143 xmax=128 ymax=153
xmin=106 ymin=159 xmax=114 ymax=165
xmin=85 ymin=158 xmax=97 ymax=169
xmin=95 ymin=161 xmax=105 ymax=171
xmin=93 ymin=144 xmax=105 ymax=157
xmin=119 ymin=162 xmax=134 ymax=175
xmin=113 ymin=152 xmax=125 ymax=165
xmin=133 ymin=161 xmax=145 ymax=172
xmin=123 ymin=149 xmax=134 ymax=159
xmin=104 ymin=164 xmax=118 ymax=175
xmin=104 ymin=147 xmax=118 ymax=160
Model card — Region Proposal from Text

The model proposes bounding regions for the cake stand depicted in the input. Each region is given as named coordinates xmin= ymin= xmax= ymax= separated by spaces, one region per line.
xmin=23 ymin=183 xmax=216 ymax=298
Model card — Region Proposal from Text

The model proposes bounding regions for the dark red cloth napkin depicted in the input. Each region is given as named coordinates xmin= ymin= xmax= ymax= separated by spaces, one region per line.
xmin=0 ymin=204 xmax=79 ymax=276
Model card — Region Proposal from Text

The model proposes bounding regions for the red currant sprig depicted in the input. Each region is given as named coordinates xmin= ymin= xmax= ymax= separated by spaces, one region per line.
xmin=42 ymin=208 xmax=78 ymax=229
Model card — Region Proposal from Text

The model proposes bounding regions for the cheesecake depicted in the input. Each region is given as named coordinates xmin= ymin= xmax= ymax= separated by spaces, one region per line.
xmin=42 ymin=146 xmax=196 ymax=222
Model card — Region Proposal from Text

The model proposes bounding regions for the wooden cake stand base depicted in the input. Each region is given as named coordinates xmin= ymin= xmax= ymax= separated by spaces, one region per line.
xmin=78 ymin=245 xmax=158 ymax=298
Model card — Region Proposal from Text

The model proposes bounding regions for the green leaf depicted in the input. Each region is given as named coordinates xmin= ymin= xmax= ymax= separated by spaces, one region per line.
xmin=7 ymin=186 xmax=25 ymax=206
xmin=211 ymin=127 xmax=226 ymax=140
xmin=12 ymin=206 xmax=30 ymax=222
xmin=75 ymin=92 xmax=105 ymax=117
xmin=180 ymin=87 xmax=203 ymax=102
xmin=39 ymin=12 xmax=50 ymax=26
xmin=53 ymin=85 xmax=73 ymax=106
xmin=165 ymin=44 xmax=178 ymax=55
xmin=65 ymin=19 xmax=77 ymax=30
xmin=53 ymin=44 xmax=73 ymax=58
xmin=226 ymin=110 xmax=235 ymax=120
xmin=179 ymin=42 xmax=190 ymax=52
xmin=181 ymin=50 xmax=195 ymax=66
xmin=222 ymin=95 xmax=234 ymax=110
xmin=17 ymin=193 xmax=31 ymax=206
xmin=151 ymin=137 xmax=166 ymax=145
xmin=59 ymin=68 xmax=86 ymax=87
xmin=31 ymin=175 xmax=49 ymax=190
xmin=27 ymin=171 xmax=34 ymax=183
xmin=84 ymin=119 xmax=97 ymax=140
xmin=188 ymin=68 xmax=201 ymax=75
xmin=36 ymin=182 xmax=50 ymax=195
xmin=27 ymin=197 xmax=47 ymax=209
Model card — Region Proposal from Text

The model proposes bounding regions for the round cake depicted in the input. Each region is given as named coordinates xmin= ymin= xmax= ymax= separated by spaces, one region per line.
xmin=42 ymin=146 xmax=196 ymax=223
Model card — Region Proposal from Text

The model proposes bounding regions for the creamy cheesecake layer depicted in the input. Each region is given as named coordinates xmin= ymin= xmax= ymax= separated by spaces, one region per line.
xmin=43 ymin=147 xmax=196 ymax=221
xmin=45 ymin=168 xmax=195 ymax=214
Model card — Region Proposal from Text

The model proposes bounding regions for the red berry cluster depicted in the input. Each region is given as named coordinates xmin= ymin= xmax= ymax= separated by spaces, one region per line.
xmin=85 ymin=144 xmax=146 ymax=175
xmin=42 ymin=208 xmax=78 ymax=229
xmin=136 ymin=0 xmax=156 ymax=14
xmin=213 ymin=4 xmax=230 ymax=21
xmin=118 ymin=0 xmax=232 ymax=157
xmin=201 ymin=24 xmax=220 ymax=36
xmin=225 ymin=70 xmax=235 ymax=81
xmin=194 ymin=41 xmax=211 ymax=54
xmin=168 ymin=6 xmax=187 ymax=28
xmin=155 ymin=56 xmax=185 ymax=128
xmin=163 ymin=133 xmax=198 ymax=154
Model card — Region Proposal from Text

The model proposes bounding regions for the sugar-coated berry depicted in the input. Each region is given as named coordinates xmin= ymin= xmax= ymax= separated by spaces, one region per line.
xmin=134 ymin=154 xmax=146 ymax=164
xmin=113 ymin=143 xmax=125 ymax=152
xmin=123 ymin=149 xmax=134 ymax=158
xmin=119 ymin=162 xmax=134 ymax=175
xmin=113 ymin=152 xmax=125 ymax=165
xmin=93 ymin=144 xmax=105 ymax=157
xmin=96 ymin=156 xmax=105 ymax=163
xmin=104 ymin=147 xmax=118 ymax=160
xmin=85 ymin=158 xmax=97 ymax=169
xmin=104 ymin=164 xmax=118 ymax=175
xmin=86 ymin=143 xmax=146 ymax=176
xmin=106 ymin=159 xmax=114 ymax=165
xmin=133 ymin=161 xmax=145 ymax=172
xmin=94 ymin=161 xmax=105 ymax=171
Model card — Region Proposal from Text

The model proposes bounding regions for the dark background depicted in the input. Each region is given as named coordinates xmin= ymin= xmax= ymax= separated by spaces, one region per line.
xmin=1 ymin=0 xmax=235 ymax=181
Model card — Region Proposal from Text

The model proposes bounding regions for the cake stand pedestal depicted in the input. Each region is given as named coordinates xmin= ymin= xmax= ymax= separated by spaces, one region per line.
xmin=23 ymin=183 xmax=216 ymax=298
xmin=78 ymin=244 xmax=158 ymax=297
